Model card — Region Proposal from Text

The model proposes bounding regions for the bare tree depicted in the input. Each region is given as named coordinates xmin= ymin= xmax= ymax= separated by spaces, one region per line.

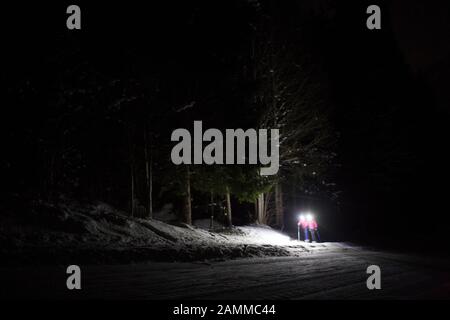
xmin=252 ymin=25 xmax=335 ymax=227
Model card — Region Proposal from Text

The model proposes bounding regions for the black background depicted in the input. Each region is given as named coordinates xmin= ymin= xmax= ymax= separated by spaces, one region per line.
xmin=2 ymin=0 xmax=450 ymax=253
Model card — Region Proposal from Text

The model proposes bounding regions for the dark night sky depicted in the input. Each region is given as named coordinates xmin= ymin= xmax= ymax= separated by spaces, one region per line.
xmin=389 ymin=0 xmax=450 ymax=72
xmin=390 ymin=0 xmax=450 ymax=116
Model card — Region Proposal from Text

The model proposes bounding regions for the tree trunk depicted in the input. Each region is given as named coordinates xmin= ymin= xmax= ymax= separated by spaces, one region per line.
xmin=182 ymin=166 xmax=192 ymax=224
xmin=256 ymin=193 xmax=265 ymax=224
xmin=254 ymin=199 xmax=258 ymax=223
xmin=128 ymin=127 xmax=135 ymax=217
xmin=292 ymin=180 xmax=297 ymax=208
xmin=275 ymin=182 xmax=284 ymax=229
xmin=264 ymin=191 xmax=272 ymax=223
xmin=130 ymin=153 xmax=135 ymax=218
xmin=144 ymin=128 xmax=153 ymax=219
xmin=225 ymin=187 xmax=232 ymax=227
xmin=46 ymin=152 xmax=56 ymax=201
xmin=210 ymin=192 xmax=215 ymax=230
xmin=257 ymin=191 xmax=272 ymax=225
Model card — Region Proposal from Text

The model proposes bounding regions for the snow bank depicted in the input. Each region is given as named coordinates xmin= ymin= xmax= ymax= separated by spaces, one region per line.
xmin=0 ymin=200 xmax=330 ymax=265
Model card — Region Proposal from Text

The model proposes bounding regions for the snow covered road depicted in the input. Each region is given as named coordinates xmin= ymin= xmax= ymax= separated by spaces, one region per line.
xmin=3 ymin=243 xmax=450 ymax=299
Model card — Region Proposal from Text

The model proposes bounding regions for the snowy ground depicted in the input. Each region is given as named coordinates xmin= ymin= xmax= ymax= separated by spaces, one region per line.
xmin=0 ymin=201 xmax=329 ymax=264
xmin=2 ymin=201 xmax=450 ymax=299
xmin=3 ymin=242 xmax=450 ymax=299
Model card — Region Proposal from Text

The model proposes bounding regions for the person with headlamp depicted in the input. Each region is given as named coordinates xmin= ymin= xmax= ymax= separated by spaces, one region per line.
xmin=298 ymin=214 xmax=309 ymax=242
xmin=307 ymin=214 xmax=320 ymax=243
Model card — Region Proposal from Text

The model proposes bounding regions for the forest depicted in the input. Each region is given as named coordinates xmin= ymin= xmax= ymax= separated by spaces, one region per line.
xmin=2 ymin=0 xmax=450 ymax=248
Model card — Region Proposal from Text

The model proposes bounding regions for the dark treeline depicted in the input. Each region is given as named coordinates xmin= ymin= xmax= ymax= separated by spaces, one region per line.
xmin=2 ymin=1 xmax=449 ymax=249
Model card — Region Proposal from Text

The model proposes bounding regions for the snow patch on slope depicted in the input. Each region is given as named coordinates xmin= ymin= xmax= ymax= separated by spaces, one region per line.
xmin=0 ymin=200 xmax=331 ymax=265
